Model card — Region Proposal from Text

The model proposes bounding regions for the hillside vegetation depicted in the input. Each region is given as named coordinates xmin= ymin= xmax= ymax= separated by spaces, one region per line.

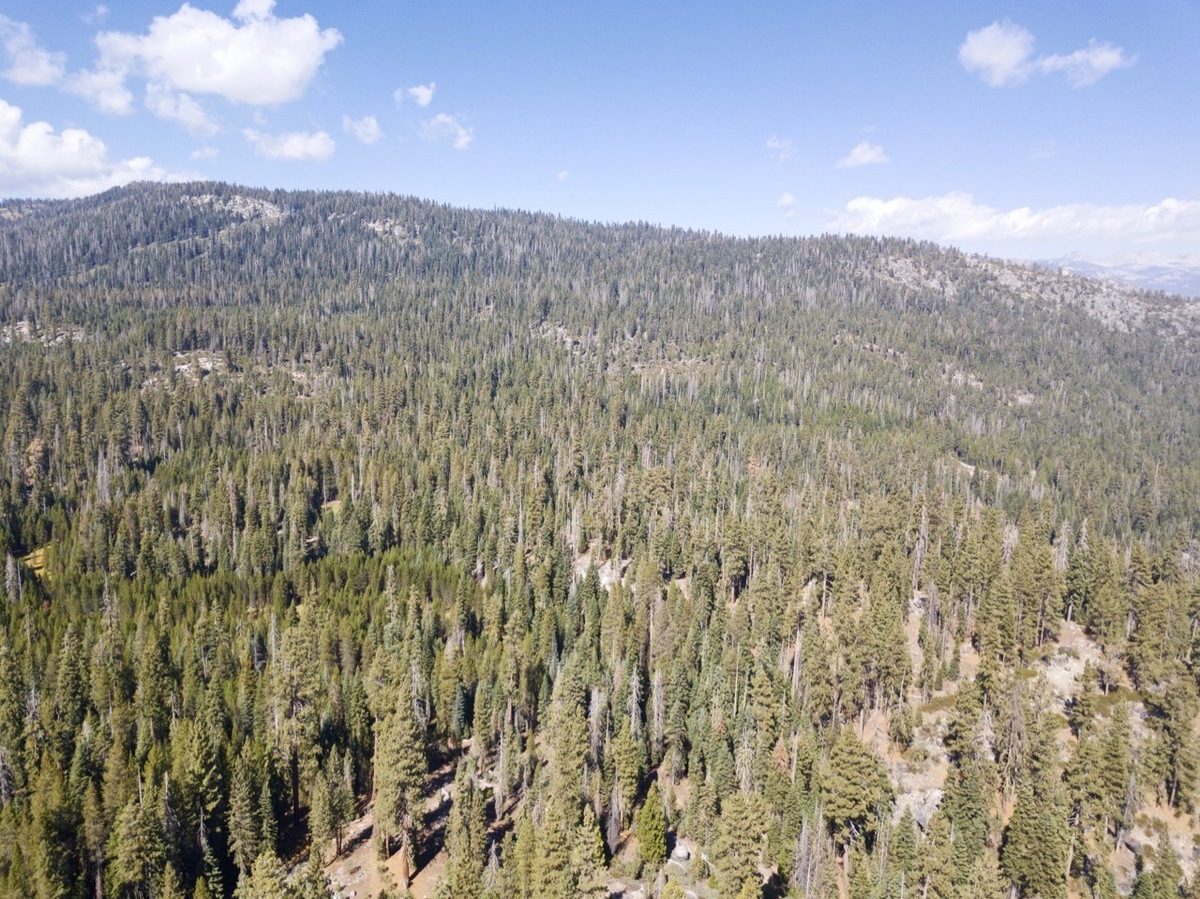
xmin=0 ymin=182 xmax=1198 ymax=899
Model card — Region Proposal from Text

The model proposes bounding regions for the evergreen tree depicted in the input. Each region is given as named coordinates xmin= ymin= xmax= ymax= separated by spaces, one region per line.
xmin=374 ymin=677 xmax=427 ymax=886
xmin=713 ymin=791 xmax=767 ymax=898
xmin=570 ymin=805 xmax=609 ymax=899
xmin=1001 ymin=775 xmax=1069 ymax=899
xmin=107 ymin=793 xmax=167 ymax=899
xmin=229 ymin=749 xmax=261 ymax=877
xmin=442 ymin=767 xmax=487 ymax=899
xmin=233 ymin=851 xmax=291 ymax=899
xmin=1131 ymin=834 xmax=1183 ymax=899
xmin=636 ymin=782 xmax=667 ymax=866
xmin=531 ymin=797 xmax=575 ymax=899
xmin=821 ymin=728 xmax=889 ymax=862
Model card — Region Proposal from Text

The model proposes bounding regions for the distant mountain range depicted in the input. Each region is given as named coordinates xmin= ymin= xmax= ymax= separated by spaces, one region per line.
xmin=1039 ymin=252 xmax=1200 ymax=299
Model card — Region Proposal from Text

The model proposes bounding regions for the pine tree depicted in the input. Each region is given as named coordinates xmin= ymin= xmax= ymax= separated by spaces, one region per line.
xmin=968 ymin=852 xmax=1007 ymax=899
xmin=547 ymin=664 xmax=588 ymax=822
xmin=889 ymin=807 xmax=917 ymax=877
xmin=1132 ymin=833 xmax=1182 ymax=899
xmin=1001 ymin=774 xmax=1069 ymax=899
xmin=374 ymin=677 xmax=427 ymax=886
xmin=713 ymin=791 xmax=767 ymax=898
xmin=1099 ymin=704 xmax=1134 ymax=843
xmin=442 ymin=767 xmax=487 ymax=899
xmin=532 ymin=797 xmax=575 ymax=899
xmin=233 ymin=851 xmax=291 ymax=899
xmin=917 ymin=811 xmax=955 ymax=899
xmin=505 ymin=808 xmax=537 ymax=899
xmin=259 ymin=779 xmax=278 ymax=857
xmin=229 ymin=749 xmax=261 ymax=876
xmin=570 ymin=805 xmax=609 ymax=899
xmin=946 ymin=760 xmax=989 ymax=881
xmin=636 ymin=782 xmax=667 ymax=866
xmin=107 ymin=792 xmax=168 ymax=899
xmin=821 ymin=727 xmax=889 ymax=861
xmin=309 ymin=768 xmax=333 ymax=865
xmin=662 ymin=881 xmax=687 ymax=899
xmin=609 ymin=721 xmax=642 ymax=832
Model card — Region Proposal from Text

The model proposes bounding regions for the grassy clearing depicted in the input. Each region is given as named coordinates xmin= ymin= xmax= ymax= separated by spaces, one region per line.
xmin=21 ymin=545 xmax=48 ymax=578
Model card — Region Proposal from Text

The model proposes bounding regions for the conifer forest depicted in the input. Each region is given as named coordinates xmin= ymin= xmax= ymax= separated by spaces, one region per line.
xmin=1 ymin=182 xmax=1199 ymax=899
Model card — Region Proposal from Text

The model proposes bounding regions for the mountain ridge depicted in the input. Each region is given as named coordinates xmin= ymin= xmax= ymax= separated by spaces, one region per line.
xmin=3 ymin=180 xmax=1197 ymax=341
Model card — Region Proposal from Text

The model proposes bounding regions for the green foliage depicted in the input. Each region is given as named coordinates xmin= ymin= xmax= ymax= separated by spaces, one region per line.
xmin=1001 ymin=775 xmax=1070 ymax=899
xmin=0 ymin=182 xmax=1197 ymax=899
xmin=821 ymin=727 xmax=890 ymax=851
xmin=713 ymin=792 xmax=767 ymax=899
xmin=635 ymin=783 xmax=667 ymax=866
xmin=1132 ymin=834 xmax=1184 ymax=899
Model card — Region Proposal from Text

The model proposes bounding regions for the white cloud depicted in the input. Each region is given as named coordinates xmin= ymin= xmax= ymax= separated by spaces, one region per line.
xmin=958 ymin=20 xmax=1035 ymax=87
xmin=0 ymin=16 xmax=66 ymax=86
xmin=342 ymin=114 xmax=382 ymax=144
xmin=556 ymin=170 xmax=570 ymax=182
xmin=959 ymin=20 xmax=1134 ymax=88
xmin=0 ymin=99 xmax=169 ymax=197
xmin=830 ymin=191 xmax=1200 ymax=245
xmin=777 ymin=192 xmax=796 ymax=219
xmin=66 ymin=66 xmax=133 ymax=114
xmin=233 ymin=0 xmax=275 ymax=21
xmin=396 ymin=82 xmax=435 ymax=107
xmin=1037 ymin=42 xmax=1135 ymax=88
xmin=145 ymin=82 xmax=218 ymax=137
xmin=190 ymin=145 xmax=218 ymax=160
xmin=70 ymin=0 xmax=341 ymax=116
xmin=420 ymin=113 xmax=472 ymax=150
xmin=83 ymin=5 xmax=110 ymax=26
xmin=243 ymin=127 xmax=335 ymax=161
xmin=766 ymin=135 xmax=794 ymax=161
xmin=837 ymin=141 xmax=888 ymax=169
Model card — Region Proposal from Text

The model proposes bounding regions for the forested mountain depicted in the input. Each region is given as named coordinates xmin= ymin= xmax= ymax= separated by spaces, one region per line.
xmin=0 ymin=181 xmax=1198 ymax=899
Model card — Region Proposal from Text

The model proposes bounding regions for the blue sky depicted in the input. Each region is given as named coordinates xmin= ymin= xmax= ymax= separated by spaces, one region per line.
xmin=0 ymin=0 xmax=1197 ymax=260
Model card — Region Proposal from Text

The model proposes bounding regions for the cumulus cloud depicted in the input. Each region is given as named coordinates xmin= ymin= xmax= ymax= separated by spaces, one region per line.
xmin=69 ymin=0 xmax=341 ymax=121
xmin=766 ymin=135 xmax=795 ymax=161
xmin=777 ymin=192 xmax=797 ymax=219
xmin=342 ymin=114 xmax=382 ymax=144
xmin=67 ymin=66 xmax=133 ymax=114
xmin=243 ymin=127 xmax=335 ymax=161
xmin=837 ymin=141 xmax=888 ymax=169
xmin=145 ymin=82 xmax=218 ymax=137
xmin=959 ymin=20 xmax=1134 ymax=88
xmin=0 ymin=16 xmax=66 ymax=86
xmin=958 ymin=21 xmax=1035 ymax=87
xmin=420 ymin=113 xmax=472 ymax=150
xmin=0 ymin=99 xmax=169 ymax=197
xmin=830 ymin=191 xmax=1200 ymax=245
xmin=396 ymin=82 xmax=435 ymax=107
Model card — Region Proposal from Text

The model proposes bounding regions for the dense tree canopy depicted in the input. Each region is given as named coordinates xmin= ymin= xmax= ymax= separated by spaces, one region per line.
xmin=0 ymin=183 xmax=1197 ymax=898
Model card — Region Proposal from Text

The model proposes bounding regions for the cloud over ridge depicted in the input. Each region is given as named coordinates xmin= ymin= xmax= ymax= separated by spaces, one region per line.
xmin=243 ymin=128 xmax=335 ymax=161
xmin=831 ymin=192 xmax=1200 ymax=245
xmin=0 ymin=99 xmax=170 ymax=197
xmin=69 ymin=0 xmax=341 ymax=122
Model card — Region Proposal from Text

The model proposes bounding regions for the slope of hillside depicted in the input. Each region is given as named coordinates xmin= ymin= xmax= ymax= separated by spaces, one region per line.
xmin=0 ymin=183 xmax=1198 ymax=899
